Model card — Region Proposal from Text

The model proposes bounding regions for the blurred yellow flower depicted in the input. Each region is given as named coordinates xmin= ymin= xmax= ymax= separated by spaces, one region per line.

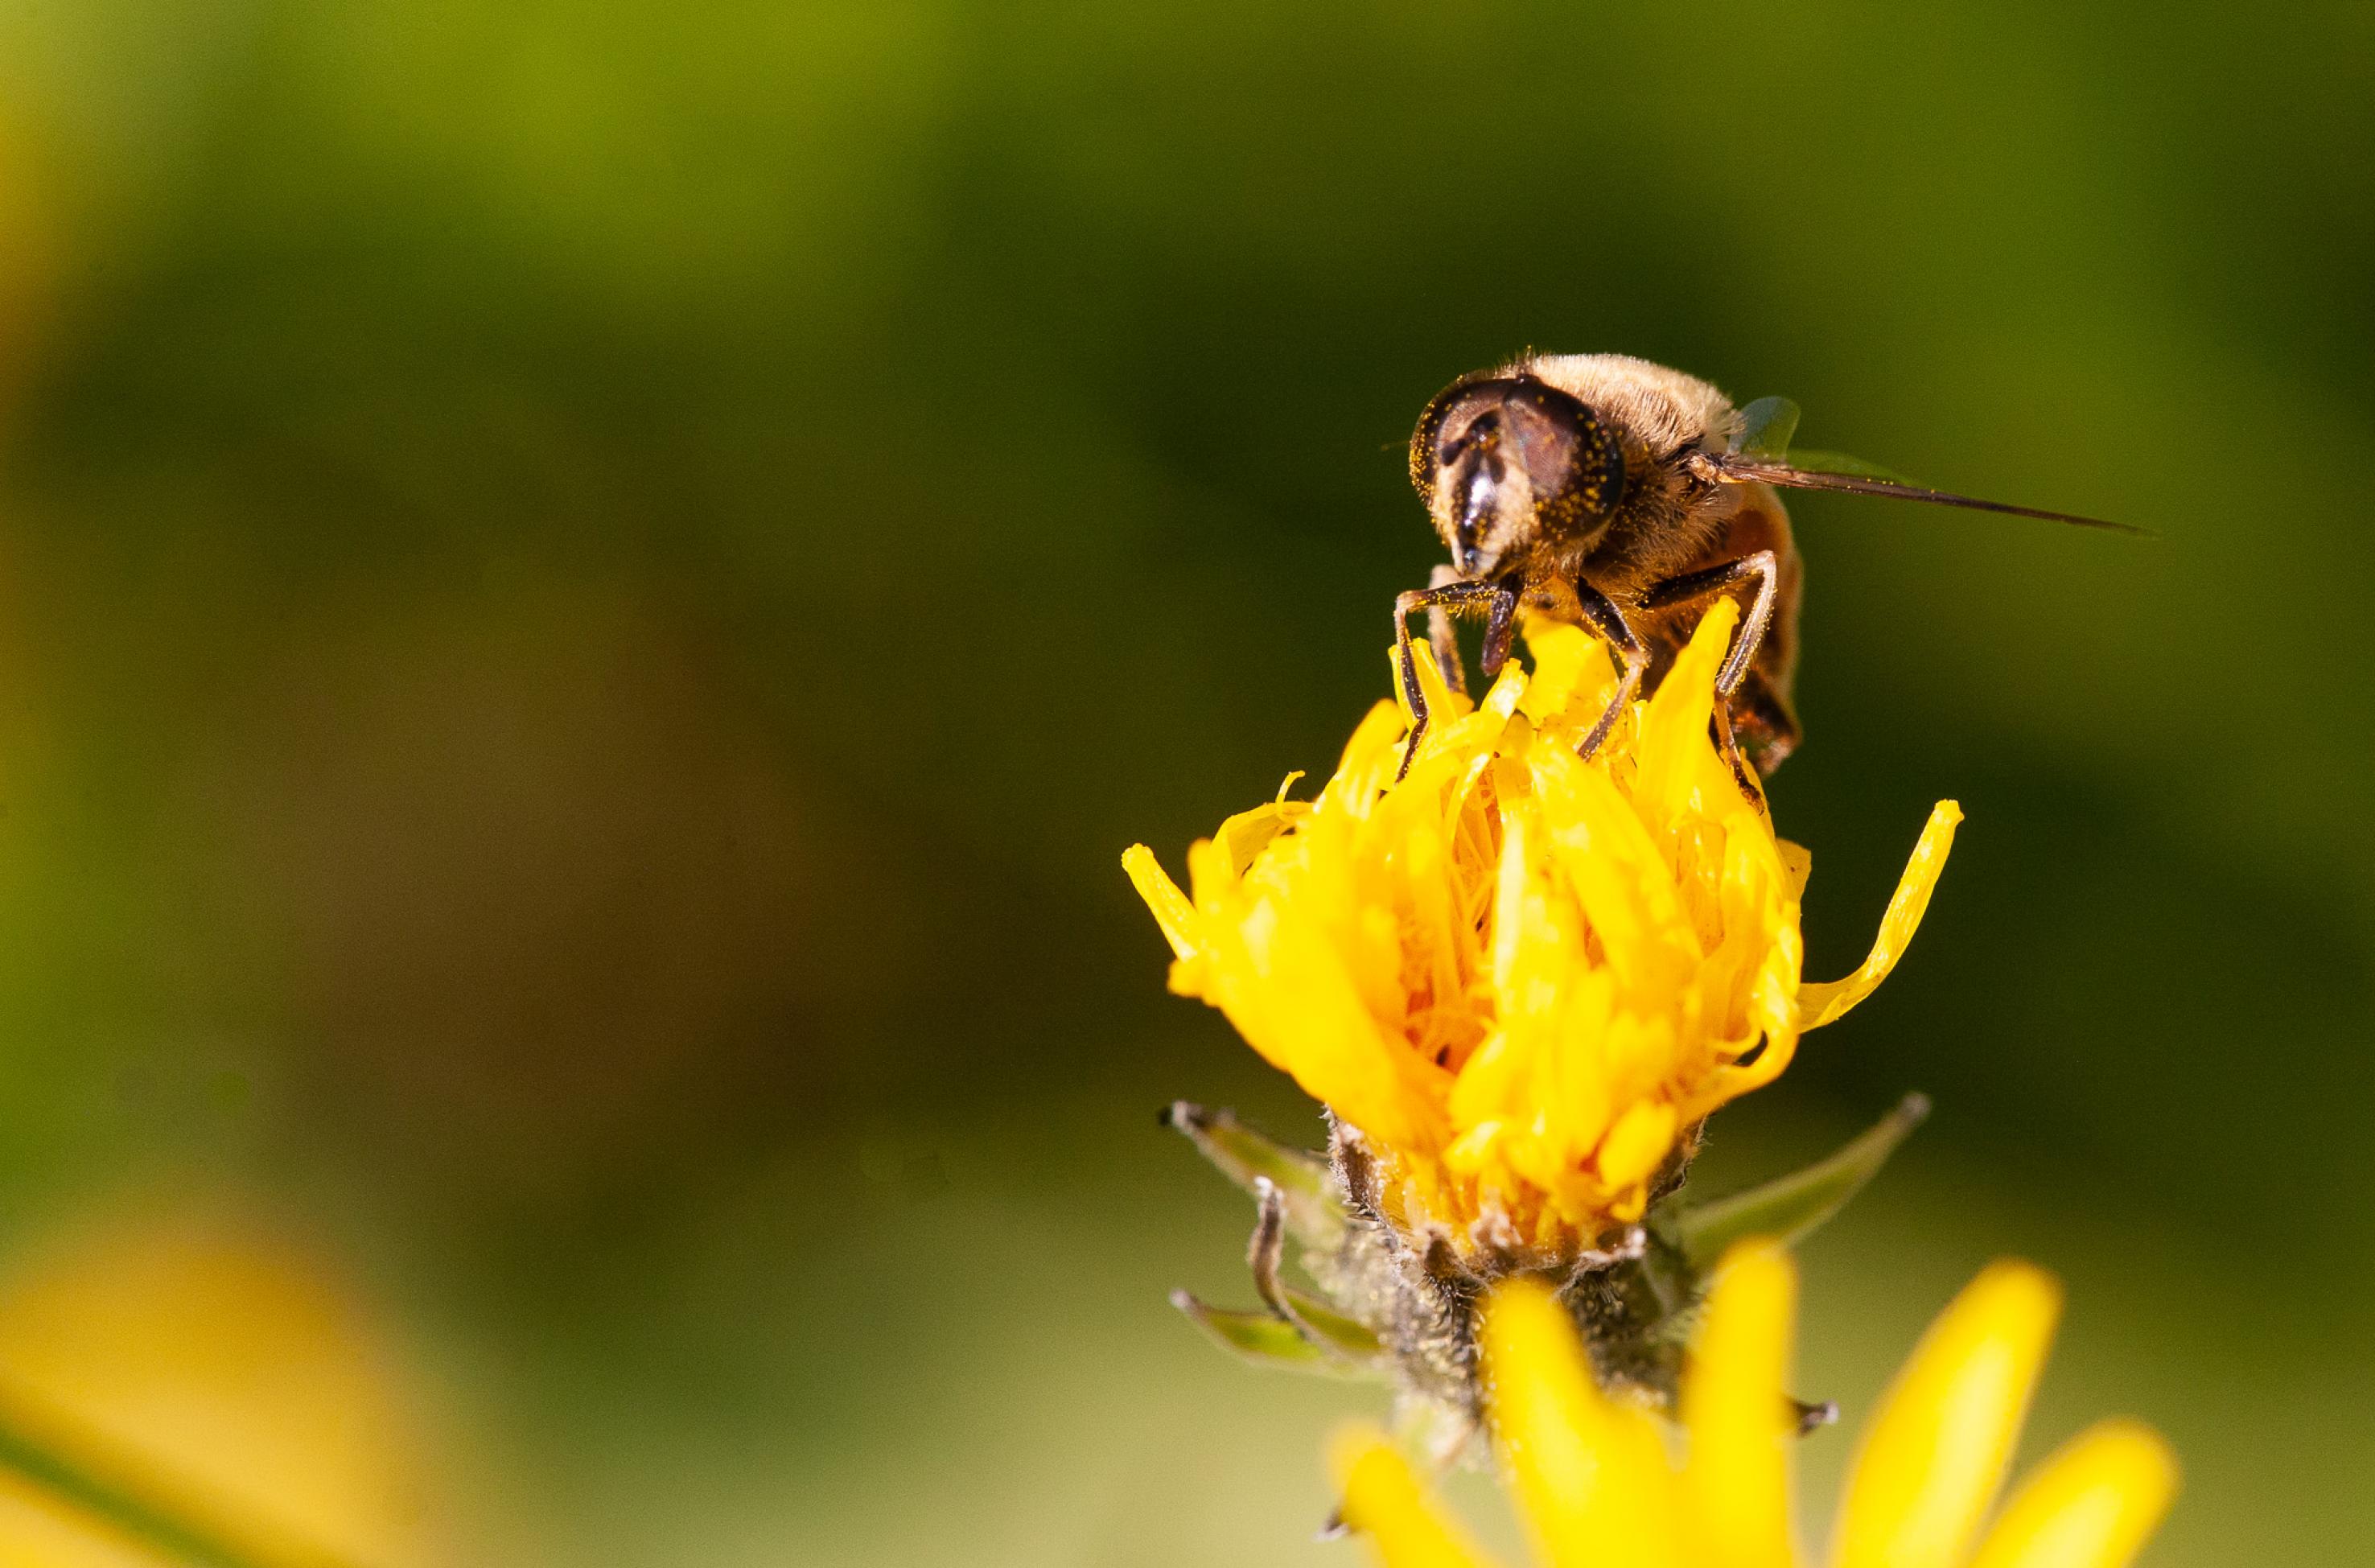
xmin=1336 ymin=1242 xmax=2177 ymax=1568
xmin=0 ymin=1206 xmax=443 ymax=1568
xmin=1126 ymin=601 xmax=1959 ymax=1260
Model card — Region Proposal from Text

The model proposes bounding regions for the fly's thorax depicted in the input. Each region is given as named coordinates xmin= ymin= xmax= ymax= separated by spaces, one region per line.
xmin=1583 ymin=446 xmax=1756 ymax=598
xmin=1518 ymin=352 xmax=1742 ymax=455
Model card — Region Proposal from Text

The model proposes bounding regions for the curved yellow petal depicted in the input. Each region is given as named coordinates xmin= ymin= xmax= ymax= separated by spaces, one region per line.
xmin=1830 ymin=1260 xmax=2060 ymax=1568
xmin=1122 ymin=844 xmax=1201 ymax=961
xmin=1965 ymin=1421 xmax=2178 ymax=1568
xmin=1332 ymin=1427 xmax=1504 ymax=1568
xmin=1682 ymin=1241 xmax=1797 ymax=1568
xmin=1797 ymin=801 xmax=1961 ymax=1031
xmin=1483 ymin=1280 xmax=1678 ymax=1568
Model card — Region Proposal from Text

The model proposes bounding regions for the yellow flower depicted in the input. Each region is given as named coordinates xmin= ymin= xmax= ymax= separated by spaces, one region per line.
xmin=0 ymin=1205 xmax=444 ymax=1567
xmin=1125 ymin=600 xmax=1960 ymax=1259
xmin=1335 ymin=1242 xmax=2178 ymax=1568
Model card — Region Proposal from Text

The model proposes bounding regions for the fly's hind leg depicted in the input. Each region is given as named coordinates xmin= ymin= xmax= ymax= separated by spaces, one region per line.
xmin=1731 ymin=667 xmax=1801 ymax=776
xmin=1640 ymin=549 xmax=1781 ymax=699
xmin=1424 ymin=564 xmax=1468 ymax=698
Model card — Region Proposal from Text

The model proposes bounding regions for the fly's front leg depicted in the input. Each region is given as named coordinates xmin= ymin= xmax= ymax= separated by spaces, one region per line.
xmin=1570 ymin=578 xmax=1647 ymax=762
xmin=1640 ymin=551 xmax=1780 ymax=793
xmin=1395 ymin=578 xmax=1515 ymax=780
xmin=1479 ymin=584 xmax=1518 ymax=683
xmin=1424 ymin=564 xmax=1468 ymax=698
xmin=1424 ymin=565 xmax=1521 ymax=698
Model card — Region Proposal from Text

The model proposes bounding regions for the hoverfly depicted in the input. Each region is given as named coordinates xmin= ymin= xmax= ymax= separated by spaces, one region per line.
xmin=1398 ymin=353 xmax=2136 ymax=785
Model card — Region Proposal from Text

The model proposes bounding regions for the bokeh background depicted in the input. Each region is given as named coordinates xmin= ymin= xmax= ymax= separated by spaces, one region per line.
xmin=0 ymin=2 xmax=2367 ymax=1562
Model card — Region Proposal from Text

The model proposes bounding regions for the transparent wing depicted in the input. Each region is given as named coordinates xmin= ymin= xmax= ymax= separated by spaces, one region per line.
xmin=1731 ymin=395 xmax=1801 ymax=460
xmin=1772 ymin=446 xmax=1913 ymax=484
xmin=1714 ymin=453 xmax=2148 ymax=535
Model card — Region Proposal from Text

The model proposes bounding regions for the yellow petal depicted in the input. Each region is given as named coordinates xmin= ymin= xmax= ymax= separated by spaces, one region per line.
xmin=1797 ymin=801 xmax=1961 ymax=1030
xmin=1534 ymin=749 xmax=1697 ymax=997
xmin=1634 ymin=599 xmax=1736 ymax=825
xmin=1196 ymin=893 xmax=1451 ymax=1152
xmin=1332 ymin=1427 xmax=1504 ymax=1568
xmin=1483 ymin=1280 xmax=1679 ymax=1568
xmin=1517 ymin=617 xmax=1614 ymax=725
xmin=1216 ymin=800 xmax=1310 ymax=875
xmin=1831 ymin=1260 xmax=2061 ymax=1568
xmin=1965 ymin=1421 xmax=2178 ymax=1568
xmin=1595 ymin=1098 xmax=1677 ymax=1192
xmin=1389 ymin=639 xmax=1469 ymax=742
xmin=1332 ymin=699 xmax=1415 ymax=802
xmin=1122 ymin=844 xmax=1202 ymax=961
xmin=1682 ymin=1241 xmax=1797 ymax=1568
xmin=1481 ymin=655 xmax=1531 ymax=720
xmin=1488 ymin=805 xmax=1533 ymax=999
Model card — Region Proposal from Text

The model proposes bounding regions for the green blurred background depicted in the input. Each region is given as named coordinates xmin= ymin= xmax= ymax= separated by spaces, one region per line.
xmin=0 ymin=2 xmax=2366 ymax=1562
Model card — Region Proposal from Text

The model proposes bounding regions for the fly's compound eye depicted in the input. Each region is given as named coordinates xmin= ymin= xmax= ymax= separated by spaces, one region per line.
xmin=1410 ymin=373 xmax=1628 ymax=539
xmin=1409 ymin=373 xmax=1496 ymax=508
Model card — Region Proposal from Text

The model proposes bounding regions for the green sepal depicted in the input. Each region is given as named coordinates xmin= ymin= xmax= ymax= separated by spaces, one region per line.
xmin=1170 ymin=1291 xmax=1382 ymax=1379
xmin=1733 ymin=396 xmax=1801 ymax=460
xmin=1275 ymin=1284 xmax=1385 ymax=1362
xmin=1673 ymin=1093 xmax=1929 ymax=1270
xmin=1165 ymin=1102 xmax=1345 ymax=1249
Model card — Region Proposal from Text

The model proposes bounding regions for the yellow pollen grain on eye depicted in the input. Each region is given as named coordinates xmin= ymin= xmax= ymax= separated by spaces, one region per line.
xmin=1126 ymin=600 xmax=1959 ymax=1257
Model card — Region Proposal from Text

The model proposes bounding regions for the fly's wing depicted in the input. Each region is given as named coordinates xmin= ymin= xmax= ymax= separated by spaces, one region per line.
xmin=1714 ymin=455 xmax=2147 ymax=534
xmin=1766 ymin=447 xmax=1912 ymax=484
xmin=1718 ymin=401 xmax=2144 ymax=535
xmin=1729 ymin=399 xmax=1911 ymax=483
xmin=1731 ymin=395 xmax=1800 ymax=460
